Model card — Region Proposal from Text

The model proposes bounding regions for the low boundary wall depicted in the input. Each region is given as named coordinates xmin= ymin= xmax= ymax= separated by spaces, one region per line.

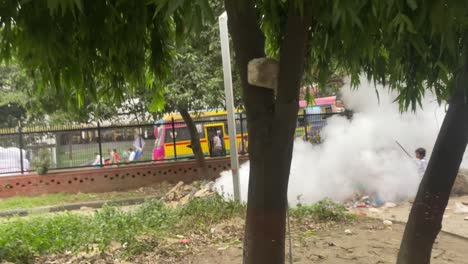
xmin=0 ymin=157 xmax=248 ymax=198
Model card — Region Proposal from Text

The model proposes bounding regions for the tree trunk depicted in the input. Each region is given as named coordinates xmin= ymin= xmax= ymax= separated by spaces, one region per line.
xmin=179 ymin=108 xmax=209 ymax=179
xmin=397 ymin=66 xmax=468 ymax=264
xmin=225 ymin=1 xmax=311 ymax=263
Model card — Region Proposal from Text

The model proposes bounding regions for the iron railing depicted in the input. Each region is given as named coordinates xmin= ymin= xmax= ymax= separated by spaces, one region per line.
xmin=0 ymin=112 xmax=349 ymax=175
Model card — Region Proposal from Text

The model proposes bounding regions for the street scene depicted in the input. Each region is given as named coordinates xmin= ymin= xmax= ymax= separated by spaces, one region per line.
xmin=1 ymin=1 xmax=468 ymax=264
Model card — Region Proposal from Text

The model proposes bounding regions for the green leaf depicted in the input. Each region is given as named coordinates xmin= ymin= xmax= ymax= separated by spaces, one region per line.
xmin=407 ymin=0 xmax=418 ymax=10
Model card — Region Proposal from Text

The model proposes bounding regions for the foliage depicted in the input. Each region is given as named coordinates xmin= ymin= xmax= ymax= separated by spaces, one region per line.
xmin=256 ymin=1 xmax=468 ymax=111
xmin=291 ymin=198 xmax=354 ymax=222
xmin=0 ymin=0 xmax=213 ymax=115
xmin=162 ymin=2 xmax=242 ymax=114
xmin=0 ymin=63 xmax=33 ymax=127
xmin=0 ymin=195 xmax=245 ymax=263
xmin=176 ymin=194 xmax=246 ymax=232
xmin=32 ymin=149 xmax=52 ymax=175
xmin=163 ymin=47 xmax=223 ymax=113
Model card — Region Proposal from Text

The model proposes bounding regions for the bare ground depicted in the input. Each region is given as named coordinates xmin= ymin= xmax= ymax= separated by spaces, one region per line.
xmin=36 ymin=217 xmax=468 ymax=264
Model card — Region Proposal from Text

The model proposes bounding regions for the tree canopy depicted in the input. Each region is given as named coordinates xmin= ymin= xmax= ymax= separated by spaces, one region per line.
xmin=0 ymin=0 xmax=213 ymax=112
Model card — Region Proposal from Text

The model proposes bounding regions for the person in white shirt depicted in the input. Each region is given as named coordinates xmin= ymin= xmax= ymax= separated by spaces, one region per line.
xmin=212 ymin=132 xmax=223 ymax=156
xmin=128 ymin=148 xmax=136 ymax=162
xmin=92 ymin=153 xmax=103 ymax=167
xmin=415 ymin=147 xmax=427 ymax=178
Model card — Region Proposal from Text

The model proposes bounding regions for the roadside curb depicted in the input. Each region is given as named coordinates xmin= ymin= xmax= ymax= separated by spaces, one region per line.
xmin=0 ymin=195 xmax=161 ymax=218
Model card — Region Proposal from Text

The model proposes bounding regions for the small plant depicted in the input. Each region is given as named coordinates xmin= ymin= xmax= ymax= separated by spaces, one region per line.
xmin=33 ymin=149 xmax=52 ymax=175
xmin=291 ymin=198 xmax=353 ymax=222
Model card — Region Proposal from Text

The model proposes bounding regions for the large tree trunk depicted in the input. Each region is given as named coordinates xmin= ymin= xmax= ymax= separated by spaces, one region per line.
xmin=179 ymin=108 xmax=209 ymax=179
xmin=225 ymin=1 xmax=311 ymax=263
xmin=397 ymin=66 xmax=468 ymax=264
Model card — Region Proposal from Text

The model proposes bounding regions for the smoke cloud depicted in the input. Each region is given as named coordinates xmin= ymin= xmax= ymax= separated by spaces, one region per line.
xmin=215 ymin=79 xmax=463 ymax=206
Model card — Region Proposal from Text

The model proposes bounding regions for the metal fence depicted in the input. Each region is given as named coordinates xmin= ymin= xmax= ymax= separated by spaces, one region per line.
xmin=0 ymin=112 xmax=350 ymax=175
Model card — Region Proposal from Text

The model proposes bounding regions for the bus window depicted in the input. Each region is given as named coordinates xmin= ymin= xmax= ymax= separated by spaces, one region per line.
xmin=164 ymin=127 xmax=191 ymax=142
xmin=196 ymin=124 xmax=205 ymax=138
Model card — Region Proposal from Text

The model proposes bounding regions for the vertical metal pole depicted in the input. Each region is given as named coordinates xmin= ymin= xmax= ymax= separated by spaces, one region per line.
xmin=240 ymin=113 xmax=245 ymax=154
xmin=219 ymin=12 xmax=240 ymax=201
xmin=18 ymin=124 xmax=24 ymax=174
xmin=97 ymin=122 xmax=103 ymax=167
xmin=303 ymin=109 xmax=308 ymax=141
xmin=171 ymin=117 xmax=178 ymax=160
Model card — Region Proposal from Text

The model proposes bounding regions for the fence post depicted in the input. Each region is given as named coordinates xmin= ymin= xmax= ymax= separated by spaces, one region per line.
xmin=18 ymin=123 xmax=24 ymax=174
xmin=171 ymin=117 xmax=177 ymax=160
xmin=239 ymin=113 xmax=245 ymax=154
xmin=303 ymin=109 xmax=308 ymax=141
xmin=97 ymin=122 xmax=103 ymax=167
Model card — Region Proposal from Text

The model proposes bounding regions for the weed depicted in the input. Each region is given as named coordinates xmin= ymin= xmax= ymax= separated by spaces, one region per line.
xmin=291 ymin=198 xmax=354 ymax=222
xmin=175 ymin=194 xmax=245 ymax=232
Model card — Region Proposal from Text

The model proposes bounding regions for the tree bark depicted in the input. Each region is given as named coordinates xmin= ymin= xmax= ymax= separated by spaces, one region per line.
xmin=179 ymin=108 xmax=209 ymax=179
xmin=397 ymin=65 xmax=468 ymax=264
xmin=225 ymin=1 xmax=312 ymax=263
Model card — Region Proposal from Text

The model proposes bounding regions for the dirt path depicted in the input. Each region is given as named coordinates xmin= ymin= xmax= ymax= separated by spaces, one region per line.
xmin=185 ymin=218 xmax=468 ymax=264
xmin=352 ymin=196 xmax=468 ymax=238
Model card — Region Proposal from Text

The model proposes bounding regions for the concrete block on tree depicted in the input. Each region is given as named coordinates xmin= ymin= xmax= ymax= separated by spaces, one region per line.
xmin=247 ymin=57 xmax=279 ymax=91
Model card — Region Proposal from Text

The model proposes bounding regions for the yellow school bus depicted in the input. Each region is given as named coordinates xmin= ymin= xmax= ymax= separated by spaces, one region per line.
xmin=152 ymin=110 xmax=248 ymax=160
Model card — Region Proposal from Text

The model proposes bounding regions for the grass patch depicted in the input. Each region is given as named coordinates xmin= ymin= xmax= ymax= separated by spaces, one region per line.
xmin=0 ymin=192 xmax=153 ymax=212
xmin=291 ymin=198 xmax=354 ymax=222
xmin=0 ymin=194 xmax=245 ymax=263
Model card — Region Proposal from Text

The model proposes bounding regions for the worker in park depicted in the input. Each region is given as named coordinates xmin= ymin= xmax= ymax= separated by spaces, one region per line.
xmin=415 ymin=147 xmax=428 ymax=178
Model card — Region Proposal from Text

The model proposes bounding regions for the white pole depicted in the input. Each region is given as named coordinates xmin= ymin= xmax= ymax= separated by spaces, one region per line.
xmin=219 ymin=12 xmax=241 ymax=201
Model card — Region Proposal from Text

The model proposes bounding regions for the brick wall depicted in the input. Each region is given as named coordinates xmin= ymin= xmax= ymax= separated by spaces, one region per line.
xmin=0 ymin=157 xmax=248 ymax=198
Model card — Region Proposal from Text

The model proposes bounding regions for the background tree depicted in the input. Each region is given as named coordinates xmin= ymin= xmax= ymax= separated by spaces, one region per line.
xmin=163 ymin=46 xmax=224 ymax=174
xmin=0 ymin=62 xmax=36 ymax=127
xmin=162 ymin=18 xmax=242 ymax=174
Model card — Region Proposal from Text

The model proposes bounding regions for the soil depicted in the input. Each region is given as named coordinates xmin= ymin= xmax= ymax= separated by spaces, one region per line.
xmin=185 ymin=219 xmax=468 ymax=264
xmin=353 ymin=195 xmax=468 ymax=238
xmin=36 ymin=217 xmax=468 ymax=264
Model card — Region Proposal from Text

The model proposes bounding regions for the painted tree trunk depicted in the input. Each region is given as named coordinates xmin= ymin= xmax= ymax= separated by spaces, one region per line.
xmin=179 ymin=108 xmax=208 ymax=179
xmin=225 ymin=1 xmax=311 ymax=263
xmin=397 ymin=66 xmax=468 ymax=264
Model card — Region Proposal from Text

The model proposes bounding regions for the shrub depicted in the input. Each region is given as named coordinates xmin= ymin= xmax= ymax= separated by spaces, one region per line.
xmin=32 ymin=149 xmax=52 ymax=175
xmin=292 ymin=198 xmax=353 ymax=222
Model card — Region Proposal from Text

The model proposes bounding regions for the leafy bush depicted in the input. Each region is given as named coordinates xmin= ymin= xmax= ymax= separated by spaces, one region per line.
xmin=291 ymin=198 xmax=353 ymax=222
xmin=176 ymin=194 xmax=246 ymax=232
xmin=32 ymin=149 xmax=52 ymax=175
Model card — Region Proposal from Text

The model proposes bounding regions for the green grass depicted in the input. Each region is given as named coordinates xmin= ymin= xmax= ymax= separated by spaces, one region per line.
xmin=0 ymin=194 xmax=246 ymax=263
xmin=0 ymin=192 xmax=152 ymax=212
xmin=291 ymin=198 xmax=355 ymax=222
